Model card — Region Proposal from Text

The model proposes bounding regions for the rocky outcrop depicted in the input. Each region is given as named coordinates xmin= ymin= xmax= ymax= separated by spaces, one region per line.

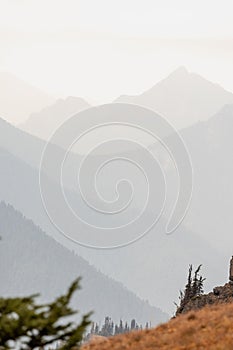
xmin=177 ymin=282 xmax=233 ymax=315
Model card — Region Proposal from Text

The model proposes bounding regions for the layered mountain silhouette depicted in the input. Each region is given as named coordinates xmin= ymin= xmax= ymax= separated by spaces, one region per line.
xmin=115 ymin=67 xmax=233 ymax=129
xmin=0 ymin=117 xmax=226 ymax=314
xmin=177 ymin=103 xmax=233 ymax=255
xmin=1 ymin=70 xmax=233 ymax=315
xmin=0 ymin=117 xmax=47 ymax=168
xmin=0 ymin=72 xmax=54 ymax=124
xmin=20 ymin=96 xmax=91 ymax=140
xmin=0 ymin=202 xmax=167 ymax=325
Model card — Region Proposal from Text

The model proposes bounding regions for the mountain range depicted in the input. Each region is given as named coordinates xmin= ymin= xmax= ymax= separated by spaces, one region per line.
xmin=14 ymin=67 xmax=233 ymax=139
xmin=0 ymin=72 xmax=55 ymax=124
xmin=115 ymin=67 xmax=233 ymax=129
xmin=0 ymin=112 xmax=227 ymax=314
xmin=1 ymin=68 xmax=233 ymax=316
xmin=20 ymin=96 xmax=91 ymax=140
xmin=0 ymin=202 xmax=166 ymax=325
xmin=178 ymin=103 xmax=233 ymax=254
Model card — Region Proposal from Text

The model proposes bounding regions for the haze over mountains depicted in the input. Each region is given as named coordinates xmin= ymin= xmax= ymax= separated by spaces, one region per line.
xmin=4 ymin=66 xmax=233 ymax=134
xmin=0 ymin=110 xmax=228 ymax=314
xmin=115 ymin=67 xmax=233 ymax=129
xmin=11 ymin=67 xmax=233 ymax=142
xmin=0 ymin=202 xmax=166 ymax=325
xmin=1 ymin=67 xmax=233 ymax=318
xmin=20 ymin=96 xmax=91 ymax=140
xmin=0 ymin=72 xmax=55 ymax=124
xmin=179 ymin=103 xmax=233 ymax=254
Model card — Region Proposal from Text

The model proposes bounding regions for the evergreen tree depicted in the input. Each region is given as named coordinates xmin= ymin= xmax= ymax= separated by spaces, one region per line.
xmin=119 ymin=320 xmax=124 ymax=334
xmin=90 ymin=323 xmax=95 ymax=335
xmin=94 ymin=323 xmax=99 ymax=335
xmin=85 ymin=317 xmax=149 ymax=339
xmin=176 ymin=264 xmax=205 ymax=315
xmin=130 ymin=319 xmax=136 ymax=331
xmin=124 ymin=322 xmax=129 ymax=333
xmin=100 ymin=317 xmax=113 ymax=337
xmin=114 ymin=324 xmax=119 ymax=335
xmin=110 ymin=321 xmax=114 ymax=336
xmin=0 ymin=278 xmax=91 ymax=349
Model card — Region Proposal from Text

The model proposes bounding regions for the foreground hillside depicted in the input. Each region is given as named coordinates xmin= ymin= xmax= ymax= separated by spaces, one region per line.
xmin=82 ymin=303 xmax=233 ymax=350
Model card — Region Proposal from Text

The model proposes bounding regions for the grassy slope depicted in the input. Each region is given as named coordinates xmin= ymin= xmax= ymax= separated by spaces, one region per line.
xmin=82 ymin=303 xmax=233 ymax=350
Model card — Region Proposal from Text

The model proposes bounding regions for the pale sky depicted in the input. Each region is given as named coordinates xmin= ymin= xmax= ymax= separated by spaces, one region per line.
xmin=1 ymin=0 xmax=233 ymax=102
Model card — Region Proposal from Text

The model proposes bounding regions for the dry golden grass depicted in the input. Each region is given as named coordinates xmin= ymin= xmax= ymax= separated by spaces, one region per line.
xmin=82 ymin=303 xmax=233 ymax=350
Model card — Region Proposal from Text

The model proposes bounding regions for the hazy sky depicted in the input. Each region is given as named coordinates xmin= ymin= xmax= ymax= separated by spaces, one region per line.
xmin=1 ymin=0 xmax=233 ymax=102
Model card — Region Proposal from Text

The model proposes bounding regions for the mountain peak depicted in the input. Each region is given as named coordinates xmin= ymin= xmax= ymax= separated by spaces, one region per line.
xmin=115 ymin=66 xmax=233 ymax=129
xmin=168 ymin=66 xmax=189 ymax=78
